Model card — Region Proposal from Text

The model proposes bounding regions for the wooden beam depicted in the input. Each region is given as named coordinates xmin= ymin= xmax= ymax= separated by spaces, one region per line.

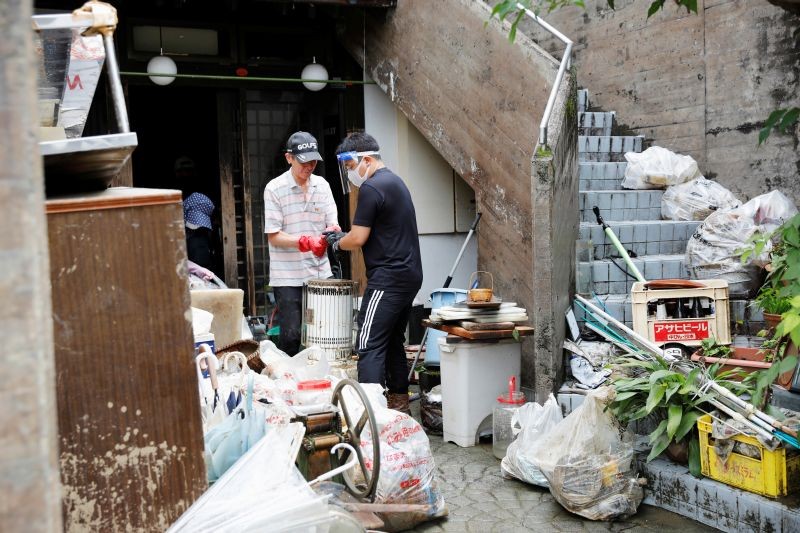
xmin=239 ymin=90 xmax=257 ymax=316
xmin=217 ymin=92 xmax=239 ymax=289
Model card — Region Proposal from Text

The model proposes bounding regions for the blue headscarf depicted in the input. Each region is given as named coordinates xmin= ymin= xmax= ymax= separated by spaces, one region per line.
xmin=184 ymin=192 xmax=214 ymax=230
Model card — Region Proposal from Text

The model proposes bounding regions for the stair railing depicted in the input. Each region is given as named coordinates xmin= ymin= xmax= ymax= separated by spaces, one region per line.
xmin=515 ymin=2 xmax=573 ymax=149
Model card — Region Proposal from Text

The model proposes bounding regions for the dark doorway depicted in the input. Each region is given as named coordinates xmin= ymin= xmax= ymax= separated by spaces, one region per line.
xmin=128 ymin=85 xmax=223 ymax=276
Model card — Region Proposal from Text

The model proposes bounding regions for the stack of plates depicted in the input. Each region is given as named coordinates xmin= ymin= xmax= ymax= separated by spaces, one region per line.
xmin=430 ymin=301 xmax=528 ymax=324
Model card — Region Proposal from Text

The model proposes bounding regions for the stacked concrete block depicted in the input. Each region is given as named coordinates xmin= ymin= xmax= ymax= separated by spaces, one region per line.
xmin=577 ymin=88 xmax=590 ymax=113
xmin=638 ymin=456 xmax=800 ymax=532
xmin=573 ymin=294 xmax=633 ymax=328
xmin=578 ymin=220 xmax=701 ymax=259
xmin=579 ymin=161 xmax=627 ymax=190
xmin=578 ymin=135 xmax=644 ymax=162
xmin=578 ymin=111 xmax=614 ymax=136
xmin=580 ymin=190 xmax=664 ymax=222
xmin=577 ymin=254 xmax=688 ymax=295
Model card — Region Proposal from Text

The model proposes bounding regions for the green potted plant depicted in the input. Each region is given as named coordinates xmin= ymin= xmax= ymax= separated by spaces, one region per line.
xmin=744 ymin=213 xmax=800 ymax=346
xmin=609 ymin=355 xmax=712 ymax=475
xmin=754 ymin=285 xmax=792 ymax=332
xmin=609 ymin=352 xmax=798 ymax=476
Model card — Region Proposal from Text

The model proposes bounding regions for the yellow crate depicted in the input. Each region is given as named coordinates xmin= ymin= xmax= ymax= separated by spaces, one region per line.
xmin=697 ymin=414 xmax=800 ymax=498
xmin=631 ymin=280 xmax=731 ymax=348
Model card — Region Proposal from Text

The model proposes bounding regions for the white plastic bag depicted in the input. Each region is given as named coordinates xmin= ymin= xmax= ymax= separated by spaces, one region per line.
xmin=263 ymin=344 xmax=330 ymax=382
xmin=170 ymin=423 xmax=334 ymax=533
xmin=661 ymin=177 xmax=740 ymax=221
xmin=525 ymin=387 xmax=644 ymax=521
xmin=735 ymin=189 xmax=797 ymax=231
xmin=622 ymin=146 xmax=700 ymax=189
xmin=346 ymin=383 xmax=448 ymax=532
xmin=501 ymin=394 xmax=563 ymax=486
xmin=204 ymin=376 xmax=268 ymax=482
xmin=686 ymin=190 xmax=798 ymax=296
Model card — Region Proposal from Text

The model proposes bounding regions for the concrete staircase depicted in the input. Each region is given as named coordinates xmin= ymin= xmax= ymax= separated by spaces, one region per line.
xmin=574 ymin=89 xmax=762 ymax=332
xmin=575 ymin=89 xmax=698 ymax=327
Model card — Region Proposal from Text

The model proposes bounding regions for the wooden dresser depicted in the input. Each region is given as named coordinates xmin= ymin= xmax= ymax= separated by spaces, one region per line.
xmin=46 ymin=187 xmax=206 ymax=531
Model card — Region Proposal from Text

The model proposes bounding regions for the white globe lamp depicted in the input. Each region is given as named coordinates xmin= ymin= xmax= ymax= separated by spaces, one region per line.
xmin=147 ymin=54 xmax=177 ymax=86
xmin=301 ymin=57 xmax=328 ymax=91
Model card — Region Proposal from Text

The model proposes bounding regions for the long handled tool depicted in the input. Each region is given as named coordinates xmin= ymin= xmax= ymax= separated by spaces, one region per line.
xmin=407 ymin=212 xmax=482 ymax=380
xmin=593 ymin=206 xmax=646 ymax=283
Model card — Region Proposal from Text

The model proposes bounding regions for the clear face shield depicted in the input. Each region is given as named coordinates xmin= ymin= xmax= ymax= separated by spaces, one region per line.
xmin=336 ymin=151 xmax=379 ymax=194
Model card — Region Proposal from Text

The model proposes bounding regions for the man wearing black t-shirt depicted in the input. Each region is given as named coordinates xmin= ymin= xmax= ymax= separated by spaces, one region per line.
xmin=327 ymin=132 xmax=423 ymax=414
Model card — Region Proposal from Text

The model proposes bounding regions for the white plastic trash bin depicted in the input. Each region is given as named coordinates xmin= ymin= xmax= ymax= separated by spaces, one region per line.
xmin=439 ymin=337 xmax=522 ymax=447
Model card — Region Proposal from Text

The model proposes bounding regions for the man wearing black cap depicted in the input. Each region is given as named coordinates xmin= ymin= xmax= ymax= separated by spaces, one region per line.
xmin=264 ymin=131 xmax=339 ymax=355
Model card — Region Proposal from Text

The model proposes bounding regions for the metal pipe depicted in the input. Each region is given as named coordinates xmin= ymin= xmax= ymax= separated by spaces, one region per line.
xmin=121 ymin=71 xmax=377 ymax=85
xmin=515 ymin=2 xmax=573 ymax=148
xmin=103 ymin=34 xmax=130 ymax=133
xmin=709 ymin=398 xmax=778 ymax=447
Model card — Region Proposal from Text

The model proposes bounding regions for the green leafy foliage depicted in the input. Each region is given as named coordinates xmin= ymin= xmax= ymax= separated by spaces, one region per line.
xmin=759 ymin=107 xmax=800 ymax=145
xmin=489 ymin=1 xmax=696 ymax=42
xmin=740 ymin=355 xmax=798 ymax=410
xmin=608 ymin=355 xmax=710 ymax=463
xmin=754 ymin=285 xmax=792 ymax=315
xmin=754 ymin=214 xmax=800 ymax=348
xmin=699 ymin=337 xmax=732 ymax=359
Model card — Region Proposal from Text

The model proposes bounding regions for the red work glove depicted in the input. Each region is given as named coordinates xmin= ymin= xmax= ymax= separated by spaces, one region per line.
xmin=298 ymin=235 xmax=328 ymax=257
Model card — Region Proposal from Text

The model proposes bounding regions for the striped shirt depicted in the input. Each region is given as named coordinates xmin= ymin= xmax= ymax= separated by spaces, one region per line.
xmin=264 ymin=170 xmax=338 ymax=286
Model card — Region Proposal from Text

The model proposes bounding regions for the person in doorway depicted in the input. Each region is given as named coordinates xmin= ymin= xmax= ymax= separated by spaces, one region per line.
xmin=184 ymin=191 xmax=216 ymax=271
xmin=326 ymin=132 xmax=422 ymax=414
xmin=264 ymin=131 xmax=339 ymax=356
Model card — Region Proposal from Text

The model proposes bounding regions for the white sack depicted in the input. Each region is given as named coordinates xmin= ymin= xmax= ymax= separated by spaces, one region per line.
xmin=685 ymin=190 xmax=798 ymax=296
xmin=345 ymin=383 xmax=447 ymax=532
xmin=501 ymin=394 xmax=563 ymax=486
xmin=622 ymin=146 xmax=700 ymax=190
xmin=525 ymin=387 xmax=644 ymax=521
xmin=661 ymin=177 xmax=740 ymax=221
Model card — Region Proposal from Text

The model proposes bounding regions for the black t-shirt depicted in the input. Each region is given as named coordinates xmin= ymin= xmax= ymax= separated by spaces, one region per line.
xmin=352 ymin=167 xmax=423 ymax=291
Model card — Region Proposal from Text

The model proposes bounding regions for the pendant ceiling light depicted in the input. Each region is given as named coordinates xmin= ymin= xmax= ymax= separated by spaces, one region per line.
xmin=301 ymin=56 xmax=328 ymax=92
xmin=147 ymin=25 xmax=177 ymax=86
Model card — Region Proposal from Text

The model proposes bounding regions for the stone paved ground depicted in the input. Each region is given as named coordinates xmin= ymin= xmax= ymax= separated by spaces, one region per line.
xmin=412 ymin=435 xmax=714 ymax=532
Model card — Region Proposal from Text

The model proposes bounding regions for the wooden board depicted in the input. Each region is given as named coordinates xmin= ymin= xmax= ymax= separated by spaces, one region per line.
xmin=47 ymin=188 xmax=207 ymax=531
xmin=423 ymin=319 xmax=533 ymax=340
xmin=461 ymin=321 xmax=515 ymax=331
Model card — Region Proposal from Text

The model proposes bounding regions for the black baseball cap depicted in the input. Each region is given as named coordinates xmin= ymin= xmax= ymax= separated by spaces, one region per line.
xmin=286 ymin=131 xmax=323 ymax=163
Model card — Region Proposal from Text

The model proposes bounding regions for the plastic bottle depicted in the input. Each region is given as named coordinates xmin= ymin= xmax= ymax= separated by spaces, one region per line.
xmin=492 ymin=376 xmax=525 ymax=460
xmin=296 ymin=379 xmax=332 ymax=406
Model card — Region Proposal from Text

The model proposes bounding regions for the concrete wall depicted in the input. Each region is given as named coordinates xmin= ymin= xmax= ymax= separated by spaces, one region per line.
xmin=531 ymin=72 xmax=580 ymax=399
xmin=341 ymin=0 xmax=577 ymax=395
xmin=0 ymin=1 xmax=62 ymax=531
xmin=521 ymin=0 xmax=800 ymax=204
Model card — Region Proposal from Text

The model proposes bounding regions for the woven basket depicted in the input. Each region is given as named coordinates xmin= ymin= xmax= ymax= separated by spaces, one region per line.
xmin=216 ymin=339 xmax=263 ymax=373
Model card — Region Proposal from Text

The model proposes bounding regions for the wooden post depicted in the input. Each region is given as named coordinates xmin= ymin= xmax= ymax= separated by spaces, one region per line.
xmin=217 ymin=92 xmax=240 ymax=289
